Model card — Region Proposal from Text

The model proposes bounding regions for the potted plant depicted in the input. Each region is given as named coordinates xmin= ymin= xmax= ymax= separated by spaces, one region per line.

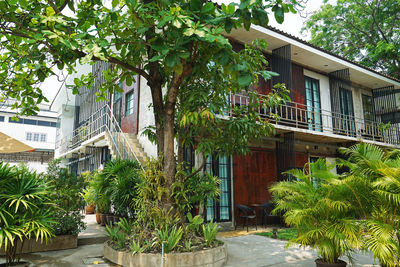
xmin=81 ymin=187 xmax=96 ymax=214
xmin=270 ymin=159 xmax=362 ymax=267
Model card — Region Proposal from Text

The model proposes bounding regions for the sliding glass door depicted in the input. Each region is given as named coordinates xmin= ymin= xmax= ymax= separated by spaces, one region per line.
xmin=305 ymin=76 xmax=322 ymax=131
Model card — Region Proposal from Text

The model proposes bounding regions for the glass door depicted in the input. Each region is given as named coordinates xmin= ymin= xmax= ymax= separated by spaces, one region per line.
xmin=205 ymin=155 xmax=232 ymax=222
xmin=339 ymin=87 xmax=355 ymax=135
xmin=305 ymin=76 xmax=322 ymax=131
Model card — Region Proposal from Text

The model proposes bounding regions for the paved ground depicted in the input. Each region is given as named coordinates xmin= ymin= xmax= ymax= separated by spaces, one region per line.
xmin=0 ymin=217 xmax=381 ymax=267
xmin=221 ymin=234 xmax=379 ymax=267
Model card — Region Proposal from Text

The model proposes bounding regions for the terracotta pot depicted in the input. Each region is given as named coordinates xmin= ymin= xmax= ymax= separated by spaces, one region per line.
xmin=100 ymin=213 xmax=107 ymax=226
xmin=95 ymin=213 xmax=101 ymax=224
xmin=315 ymin=259 xmax=347 ymax=267
xmin=85 ymin=205 xmax=95 ymax=214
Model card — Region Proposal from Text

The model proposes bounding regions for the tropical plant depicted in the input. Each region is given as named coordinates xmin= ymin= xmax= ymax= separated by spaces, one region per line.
xmin=156 ymin=225 xmax=184 ymax=253
xmin=270 ymin=159 xmax=363 ymax=265
xmin=102 ymin=159 xmax=141 ymax=217
xmin=117 ymin=218 xmax=135 ymax=236
xmin=105 ymin=224 xmax=127 ymax=250
xmin=339 ymin=143 xmax=400 ymax=266
xmin=130 ymin=239 xmax=146 ymax=256
xmin=186 ymin=213 xmax=204 ymax=235
xmin=202 ymin=220 xmax=219 ymax=247
xmin=81 ymin=187 xmax=96 ymax=206
xmin=0 ymin=163 xmax=56 ymax=266
xmin=44 ymin=160 xmax=86 ymax=236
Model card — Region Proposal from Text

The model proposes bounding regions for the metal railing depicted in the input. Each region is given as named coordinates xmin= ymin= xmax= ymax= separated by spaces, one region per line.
xmin=231 ymin=93 xmax=400 ymax=146
xmin=56 ymin=104 xmax=143 ymax=169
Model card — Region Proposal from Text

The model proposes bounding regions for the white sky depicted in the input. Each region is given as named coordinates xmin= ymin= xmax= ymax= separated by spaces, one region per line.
xmin=41 ymin=0 xmax=330 ymax=103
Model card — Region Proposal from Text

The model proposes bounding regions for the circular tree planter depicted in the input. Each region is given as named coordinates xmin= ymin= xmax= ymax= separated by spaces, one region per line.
xmin=315 ymin=259 xmax=347 ymax=267
xmin=104 ymin=241 xmax=227 ymax=267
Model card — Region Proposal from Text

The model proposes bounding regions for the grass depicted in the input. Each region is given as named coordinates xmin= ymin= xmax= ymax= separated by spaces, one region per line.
xmin=254 ymin=228 xmax=297 ymax=241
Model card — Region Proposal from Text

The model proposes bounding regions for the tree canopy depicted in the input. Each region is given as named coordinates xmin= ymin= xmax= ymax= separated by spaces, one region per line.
xmin=302 ymin=0 xmax=400 ymax=79
xmin=0 ymin=0 xmax=300 ymax=211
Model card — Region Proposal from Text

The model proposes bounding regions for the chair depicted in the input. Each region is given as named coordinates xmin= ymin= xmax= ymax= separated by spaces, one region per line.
xmin=235 ymin=204 xmax=257 ymax=232
xmin=261 ymin=202 xmax=282 ymax=226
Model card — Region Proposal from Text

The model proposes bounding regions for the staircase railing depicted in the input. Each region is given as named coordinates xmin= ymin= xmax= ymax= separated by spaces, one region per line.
xmin=104 ymin=104 xmax=145 ymax=171
xmin=56 ymin=104 xmax=144 ymax=170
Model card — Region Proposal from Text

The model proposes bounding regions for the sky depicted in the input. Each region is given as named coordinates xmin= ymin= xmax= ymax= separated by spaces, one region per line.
xmin=41 ymin=0 xmax=330 ymax=104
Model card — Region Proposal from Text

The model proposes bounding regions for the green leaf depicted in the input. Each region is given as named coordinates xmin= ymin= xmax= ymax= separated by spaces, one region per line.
xmin=201 ymin=2 xmax=214 ymax=14
xmin=112 ymin=0 xmax=119 ymax=8
xmin=239 ymin=0 xmax=250 ymax=10
xmin=274 ymin=6 xmax=284 ymax=24
xmin=190 ymin=0 xmax=202 ymax=11
xmin=19 ymin=0 xmax=28 ymax=8
xmin=238 ymin=73 xmax=252 ymax=87
xmin=9 ymin=0 xmax=17 ymax=6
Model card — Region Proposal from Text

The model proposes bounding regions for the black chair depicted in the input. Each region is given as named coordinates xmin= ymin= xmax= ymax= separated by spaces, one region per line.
xmin=261 ymin=202 xmax=282 ymax=226
xmin=235 ymin=204 xmax=257 ymax=232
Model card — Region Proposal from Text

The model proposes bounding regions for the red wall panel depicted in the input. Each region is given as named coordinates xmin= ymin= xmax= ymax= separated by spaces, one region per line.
xmin=121 ymin=76 xmax=139 ymax=134
xmin=233 ymin=148 xmax=277 ymax=210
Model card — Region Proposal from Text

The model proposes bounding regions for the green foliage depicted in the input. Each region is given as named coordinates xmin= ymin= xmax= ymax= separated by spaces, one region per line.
xmin=105 ymin=224 xmax=127 ymax=250
xmin=186 ymin=213 xmax=204 ymax=235
xmin=202 ymin=220 xmax=219 ymax=247
xmin=303 ymin=0 xmax=400 ymax=79
xmin=81 ymin=187 xmax=96 ymax=206
xmin=270 ymin=159 xmax=363 ymax=264
xmin=0 ymin=163 xmax=56 ymax=265
xmin=340 ymin=143 xmax=400 ymax=266
xmin=44 ymin=159 xmax=86 ymax=236
xmin=156 ymin=225 xmax=184 ymax=253
xmin=255 ymin=228 xmax=298 ymax=240
xmin=135 ymin=157 xmax=220 ymax=228
xmin=118 ymin=218 xmax=135 ymax=236
xmin=99 ymin=159 xmax=141 ymax=216
xmin=130 ymin=239 xmax=146 ymax=256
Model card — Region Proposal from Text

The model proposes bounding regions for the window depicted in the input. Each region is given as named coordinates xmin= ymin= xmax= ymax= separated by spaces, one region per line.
xmin=9 ymin=117 xmax=22 ymax=123
xmin=38 ymin=120 xmax=51 ymax=127
xmin=305 ymin=76 xmax=322 ymax=131
xmin=362 ymin=94 xmax=374 ymax=122
xmin=24 ymin=119 xmax=37 ymax=125
xmin=33 ymin=133 xmax=39 ymax=142
xmin=0 ymin=116 xmax=4 ymax=122
xmin=40 ymin=133 xmax=47 ymax=142
xmin=26 ymin=132 xmax=32 ymax=141
xmin=205 ymin=155 xmax=231 ymax=222
xmin=125 ymin=91 xmax=135 ymax=116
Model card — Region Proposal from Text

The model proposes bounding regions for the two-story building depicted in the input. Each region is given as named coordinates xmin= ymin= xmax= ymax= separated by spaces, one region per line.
xmin=53 ymin=25 xmax=400 ymax=225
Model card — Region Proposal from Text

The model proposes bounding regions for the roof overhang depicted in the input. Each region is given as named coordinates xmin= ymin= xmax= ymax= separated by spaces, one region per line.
xmin=228 ymin=26 xmax=400 ymax=90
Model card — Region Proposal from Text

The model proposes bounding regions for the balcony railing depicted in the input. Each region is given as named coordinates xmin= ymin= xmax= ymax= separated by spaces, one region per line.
xmin=56 ymin=104 xmax=143 ymax=169
xmin=231 ymin=93 xmax=400 ymax=146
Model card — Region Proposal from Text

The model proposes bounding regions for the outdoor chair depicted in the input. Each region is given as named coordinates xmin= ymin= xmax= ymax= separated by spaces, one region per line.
xmin=235 ymin=204 xmax=257 ymax=232
xmin=261 ymin=202 xmax=282 ymax=226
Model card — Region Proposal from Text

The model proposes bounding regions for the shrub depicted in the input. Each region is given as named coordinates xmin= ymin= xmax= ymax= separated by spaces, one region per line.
xmin=156 ymin=225 xmax=184 ymax=253
xmin=0 ymin=163 xmax=56 ymax=265
xmin=202 ymin=220 xmax=219 ymax=247
xmin=44 ymin=159 xmax=86 ymax=236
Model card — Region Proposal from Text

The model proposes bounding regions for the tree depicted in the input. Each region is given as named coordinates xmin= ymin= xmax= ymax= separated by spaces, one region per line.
xmin=302 ymin=0 xmax=400 ymax=79
xmin=0 ymin=0 xmax=299 ymax=213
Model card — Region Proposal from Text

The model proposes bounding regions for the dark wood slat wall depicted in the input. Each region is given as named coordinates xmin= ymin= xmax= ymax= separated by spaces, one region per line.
xmin=233 ymin=148 xmax=277 ymax=208
xmin=295 ymin=152 xmax=308 ymax=168
xmin=121 ymin=76 xmax=140 ymax=134
xmin=329 ymin=68 xmax=351 ymax=115
xmin=292 ymin=63 xmax=306 ymax=105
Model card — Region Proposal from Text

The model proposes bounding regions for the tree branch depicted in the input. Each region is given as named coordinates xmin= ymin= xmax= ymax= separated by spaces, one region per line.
xmin=185 ymin=154 xmax=208 ymax=180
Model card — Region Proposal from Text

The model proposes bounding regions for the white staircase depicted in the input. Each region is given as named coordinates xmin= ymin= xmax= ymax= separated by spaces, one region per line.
xmin=106 ymin=132 xmax=148 ymax=166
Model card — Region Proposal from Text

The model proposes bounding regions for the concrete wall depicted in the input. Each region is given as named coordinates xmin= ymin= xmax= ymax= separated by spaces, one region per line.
xmin=8 ymin=161 xmax=49 ymax=174
xmin=137 ymin=82 xmax=157 ymax=158
xmin=303 ymin=69 xmax=333 ymax=133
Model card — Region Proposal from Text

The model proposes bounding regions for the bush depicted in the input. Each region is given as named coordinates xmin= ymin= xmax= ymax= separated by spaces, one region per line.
xmin=45 ymin=159 xmax=86 ymax=236
xmin=0 ymin=163 xmax=56 ymax=265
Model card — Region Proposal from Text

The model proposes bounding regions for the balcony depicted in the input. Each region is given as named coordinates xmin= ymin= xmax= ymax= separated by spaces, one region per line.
xmin=231 ymin=93 xmax=400 ymax=147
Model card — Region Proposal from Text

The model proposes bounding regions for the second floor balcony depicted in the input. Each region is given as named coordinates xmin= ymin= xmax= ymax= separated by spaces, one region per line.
xmin=231 ymin=93 xmax=400 ymax=147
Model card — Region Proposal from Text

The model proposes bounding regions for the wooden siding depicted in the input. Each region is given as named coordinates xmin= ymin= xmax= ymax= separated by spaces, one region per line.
xmin=233 ymin=148 xmax=277 ymax=209
xmin=295 ymin=152 xmax=308 ymax=168
xmin=292 ymin=63 xmax=306 ymax=105
xmin=121 ymin=76 xmax=140 ymax=134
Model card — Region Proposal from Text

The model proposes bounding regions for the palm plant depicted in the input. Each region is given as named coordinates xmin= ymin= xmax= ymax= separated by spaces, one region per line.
xmin=0 ymin=163 xmax=56 ymax=266
xmin=340 ymin=143 xmax=400 ymax=266
xmin=270 ymin=159 xmax=363 ymax=266
xmin=102 ymin=159 xmax=141 ymax=217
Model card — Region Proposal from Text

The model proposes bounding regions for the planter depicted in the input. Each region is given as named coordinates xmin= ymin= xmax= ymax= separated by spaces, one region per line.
xmin=104 ymin=241 xmax=227 ymax=267
xmin=0 ymin=235 xmax=77 ymax=255
xmin=85 ymin=204 xmax=95 ymax=214
xmin=315 ymin=259 xmax=347 ymax=267
xmin=100 ymin=213 xmax=107 ymax=226
xmin=96 ymin=213 xmax=101 ymax=224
